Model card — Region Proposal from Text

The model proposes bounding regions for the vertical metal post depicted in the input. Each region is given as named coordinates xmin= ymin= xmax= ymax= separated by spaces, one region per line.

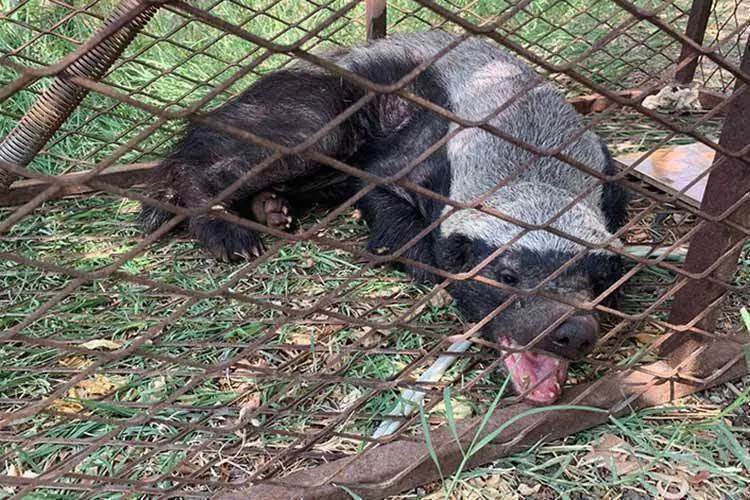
xmin=674 ymin=0 xmax=713 ymax=85
xmin=366 ymin=0 xmax=387 ymax=41
xmin=664 ymin=38 xmax=750 ymax=355
xmin=0 ymin=0 xmax=158 ymax=190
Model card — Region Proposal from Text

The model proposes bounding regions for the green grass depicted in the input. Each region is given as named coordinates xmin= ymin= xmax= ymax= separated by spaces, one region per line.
xmin=4 ymin=0 xmax=735 ymax=176
xmin=2 ymin=0 xmax=749 ymax=498
xmin=442 ymin=399 xmax=750 ymax=499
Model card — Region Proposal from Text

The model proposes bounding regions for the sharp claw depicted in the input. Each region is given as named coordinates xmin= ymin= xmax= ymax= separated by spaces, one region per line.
xmin=281 ymin=206 xmax=289 ymax=215
xmin=251 ymin=247 xmax=262 ymax=258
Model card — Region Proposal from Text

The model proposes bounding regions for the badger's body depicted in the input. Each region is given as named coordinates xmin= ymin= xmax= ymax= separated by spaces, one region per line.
xmin=140 ymin=31 xmax=628 ymax=403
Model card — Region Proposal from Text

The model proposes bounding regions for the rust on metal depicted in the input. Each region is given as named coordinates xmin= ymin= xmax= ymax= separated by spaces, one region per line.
xmin=664 ymin=37 xmax=750 ymax=355
xmin=366 ymin=0 xmax=387 ymax=40
xmin=675 ymin=0 xmax=714 ymax=85
xmin=0 ymin=162 xmax=157 ymax=206
xmin=0 ymin=0 xmax=159 ymax=189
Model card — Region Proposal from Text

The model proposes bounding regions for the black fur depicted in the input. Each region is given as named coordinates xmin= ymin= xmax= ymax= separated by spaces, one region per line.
xmin=599 ymin=140 xmax=630 ymax=234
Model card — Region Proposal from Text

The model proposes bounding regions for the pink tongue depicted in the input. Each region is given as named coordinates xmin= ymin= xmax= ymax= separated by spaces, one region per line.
xmin=500 ymin=338 xmax=568 ymax=404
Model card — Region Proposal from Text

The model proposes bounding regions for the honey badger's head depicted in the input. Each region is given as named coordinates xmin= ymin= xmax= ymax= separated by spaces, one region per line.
xmin=438 ymin=183 xmax=624 ymax=404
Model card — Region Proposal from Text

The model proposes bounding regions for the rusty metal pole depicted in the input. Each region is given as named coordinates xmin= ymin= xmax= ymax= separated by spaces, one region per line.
xmin=663 ymin=37 xmax=750 ymax=356
xmin=674 ymin=0 xmax=713 ymax=85
xmin=0 ymin=0 xmax=159 ymax=190
xmin=366 ymin=0 xmax=387 ymax=41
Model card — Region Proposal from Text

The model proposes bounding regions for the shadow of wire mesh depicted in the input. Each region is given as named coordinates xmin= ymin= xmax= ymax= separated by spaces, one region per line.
xmin=1 ymin=0 xmax=749 ymax=498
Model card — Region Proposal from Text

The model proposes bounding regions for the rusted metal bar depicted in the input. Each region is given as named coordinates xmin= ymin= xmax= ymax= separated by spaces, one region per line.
xmin=226 ymin=337 xmax=749 ymax=499
xmin=0 ymin=162 xmax=157 ymax=206
xmin=0 ymin=0 xmax=158 ymax=190
xmin=664 ymin=37 xmax=750 ymax=356
xmin=366 ymin=0 xmax=387 ymax=40
xmin=674 ymin=0 xmax=713 ymax=85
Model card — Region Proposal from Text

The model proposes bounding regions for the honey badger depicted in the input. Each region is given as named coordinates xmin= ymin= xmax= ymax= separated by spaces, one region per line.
xmin=139 ymin=31 xmax=629 ymax=404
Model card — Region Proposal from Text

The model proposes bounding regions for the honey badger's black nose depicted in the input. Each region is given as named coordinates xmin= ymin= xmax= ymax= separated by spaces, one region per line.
xmin=548 ymin=316 xmax=598 ymax=359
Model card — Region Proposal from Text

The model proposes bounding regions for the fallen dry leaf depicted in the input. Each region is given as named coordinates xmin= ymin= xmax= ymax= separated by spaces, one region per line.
xmin=517 ymin=482 xmax=541 ymax=496
xmin=221 ymin=359 xmax=267 ymax=397
xmin=6 ymin=462 xmax=38 ymax=479
xmin=174 ymin=460 xmax=201 ymax=475
xmin=632 ymin=332 xmax=659 ymax=345
xmin=428 ymin=288 xmax=454 ymax=309
xmin=287 ymin=332 xmax=312 ymax=346
xmin=58 ymin=355 xmax=95 ymax=369
xmin=50 ymin=399 xmax=85 ymax=413
xmin=430 ymin=398 xmax=474 ymax=420
xmin=68 ymin=374 xmax=125 ymax=400
xmin=656 ymin=473 xmax=690 ymax=500
xmin=79 ymin=339 xmax=122 ymax=350
xmin=240 ymin=392 xmax=261 ymax=408
xmin=141 ymin=375 xmax=167 ymax=402
xmin=580 ymin=433 xmax=641 ymax=475
xmin=237 ymin=393 xmax=262 ymax=424
xmin=359 ymin=329 xmax=385 ymax=349
xmin=688 ymin=470 xmax=711 ymax=485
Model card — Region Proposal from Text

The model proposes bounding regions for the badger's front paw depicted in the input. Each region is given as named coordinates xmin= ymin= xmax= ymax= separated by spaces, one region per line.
xmin=189 ymin=213 xmax=264 ymax=263
xmin=250 ymin=191 xmax=294 ymax=231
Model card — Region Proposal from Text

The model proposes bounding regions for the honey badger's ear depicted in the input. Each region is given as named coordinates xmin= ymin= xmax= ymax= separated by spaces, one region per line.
xmin=585 ymin=252 xmax=624 ymax=302
xmin=438 ymin=233 xmax=474 ymax=272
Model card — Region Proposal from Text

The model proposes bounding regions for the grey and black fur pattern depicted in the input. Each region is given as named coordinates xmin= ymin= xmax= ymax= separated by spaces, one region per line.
xmin=140 ymin=31 xmax=628 ymax=364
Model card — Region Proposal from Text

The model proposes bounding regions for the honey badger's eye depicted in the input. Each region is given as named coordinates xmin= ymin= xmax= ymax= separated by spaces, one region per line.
xmin=499 ymin=270 xmax=519 ymax=286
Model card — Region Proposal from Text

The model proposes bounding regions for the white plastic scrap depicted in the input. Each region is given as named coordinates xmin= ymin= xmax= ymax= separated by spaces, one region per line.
xmin=372 ymin=338 xmax=473 ymax=439
xmin=642 ymin=86 xmax=701 ymax=112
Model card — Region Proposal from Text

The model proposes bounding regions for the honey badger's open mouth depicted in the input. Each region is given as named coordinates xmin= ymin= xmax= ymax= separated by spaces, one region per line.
xmin=499 ymin=337 xmax=569 ymax=404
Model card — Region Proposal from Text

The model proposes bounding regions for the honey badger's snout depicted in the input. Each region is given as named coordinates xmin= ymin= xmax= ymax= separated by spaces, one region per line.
xmin=488 ymin=295 xmax=603 ymax=405
xmin=542 ymin=314 xmax=599 ymax=360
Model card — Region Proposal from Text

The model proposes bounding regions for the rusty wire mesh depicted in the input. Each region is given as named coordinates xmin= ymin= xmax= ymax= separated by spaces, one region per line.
xmin=1 ymin=0 xmax=749 ymax=498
